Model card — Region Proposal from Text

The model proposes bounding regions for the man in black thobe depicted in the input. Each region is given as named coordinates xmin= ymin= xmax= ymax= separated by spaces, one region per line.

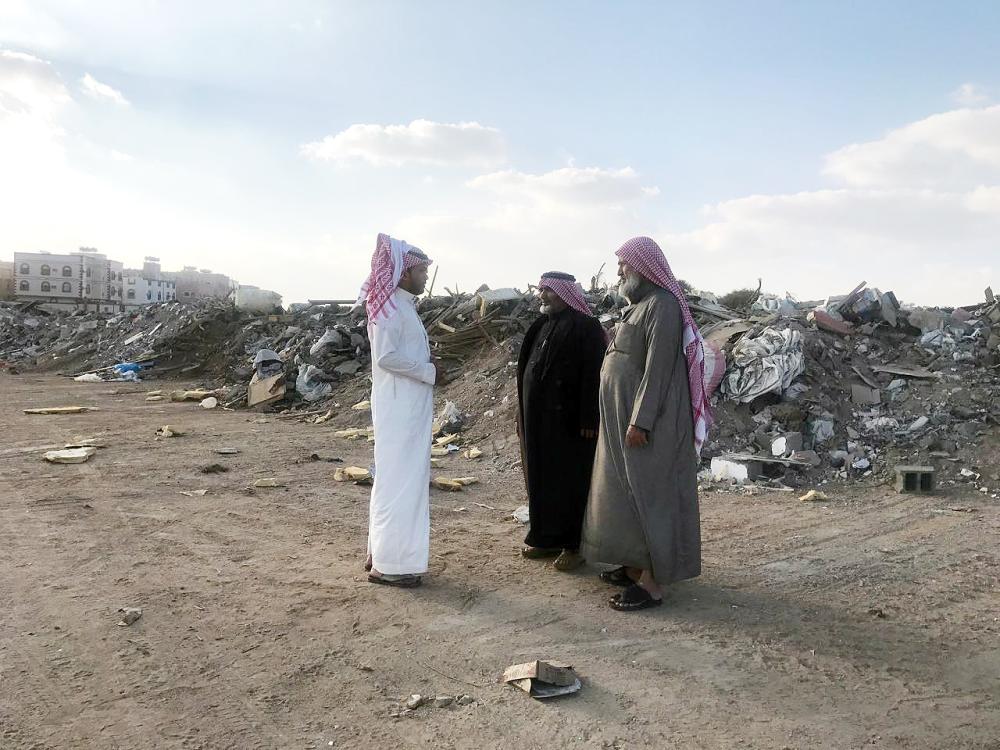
xmin=516 ymin=272 xmax=607 ymax=571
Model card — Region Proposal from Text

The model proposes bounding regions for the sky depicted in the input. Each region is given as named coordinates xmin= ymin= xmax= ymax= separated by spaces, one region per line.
xmin=1 ymin=0 xmax=998 ymax=306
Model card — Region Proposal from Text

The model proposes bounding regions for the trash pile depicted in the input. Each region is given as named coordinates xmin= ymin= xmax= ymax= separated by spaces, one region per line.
xmin=3 ymin=279 xmax=998 ymax=491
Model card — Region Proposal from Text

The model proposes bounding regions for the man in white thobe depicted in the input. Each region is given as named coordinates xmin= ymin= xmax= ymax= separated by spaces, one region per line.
xmin=357 ymin=233 xmax=441 ymax=588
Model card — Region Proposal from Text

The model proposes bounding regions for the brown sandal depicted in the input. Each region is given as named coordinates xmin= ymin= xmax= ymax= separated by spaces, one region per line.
xmin=368 ymin=572 xmax=422 ymax=588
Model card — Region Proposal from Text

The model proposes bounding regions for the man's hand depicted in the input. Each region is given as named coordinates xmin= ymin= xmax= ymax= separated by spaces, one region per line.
xmin=625 ymin=425 xmax=649 ymax=448
xmin=432 ymin=359 xmax=447 ymax=384
xmin=580 ymin=428 xmax=598 ymax=439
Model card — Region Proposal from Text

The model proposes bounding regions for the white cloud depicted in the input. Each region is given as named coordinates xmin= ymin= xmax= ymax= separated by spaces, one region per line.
xmin=823 ymin=106 xmax=1000 ymax=190
xmin=301 ymin=119 xmax=505 ymax=167
xmin=79 ymin=72 xmax=128 ymax=106
xmin=952 ymin=82 xmax=990 ymax=106
xmin=646 ymin=98 xmax=1000 ymax=305
xmin=0 ymin=48 xmax=69 ymax=118
xmin=468 ymin=166 xmax=659 ymax=208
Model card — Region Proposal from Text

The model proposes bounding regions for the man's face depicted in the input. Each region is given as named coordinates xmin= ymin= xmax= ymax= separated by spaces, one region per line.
xmin=618 ymin=259 xmax=643 ymax=300
xmin=400 ymin=264 xmax=430 ymax=295
xmin=539 ymin=286 xmax=568 ymax=316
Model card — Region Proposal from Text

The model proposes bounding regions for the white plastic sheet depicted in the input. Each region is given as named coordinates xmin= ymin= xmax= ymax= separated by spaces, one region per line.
xmin=721 ymin=328 xmax=805 ymax=403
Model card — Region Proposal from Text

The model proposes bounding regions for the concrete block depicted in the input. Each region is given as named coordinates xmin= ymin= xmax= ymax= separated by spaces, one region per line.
xmin=894 ymin=465 xmax=935 ymax=494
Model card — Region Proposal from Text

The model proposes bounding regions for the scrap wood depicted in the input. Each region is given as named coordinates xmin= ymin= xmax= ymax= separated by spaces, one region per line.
xmin=872 ymin=364 xmax=937 ymax=379
xmin=851 ymin=365 xmax=881 ymax=390
xmin=24 ymin=406 xmax=99 ymax=415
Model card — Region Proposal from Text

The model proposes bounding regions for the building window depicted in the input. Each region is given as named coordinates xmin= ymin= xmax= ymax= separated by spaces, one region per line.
xmin=86 ymin=268 xmax=91 ymax=278
xmin=146 ymin=291 xmax=151 ymax=300
xmin=19 ymin=263 xmax=30 ymax=275
xmin=127 ymin=289 xmax=135 ymax=299
xmin=85 ymin=284 xmax=91 ymax=295
xmin=62 ymin=265 xmax=72 ymax=277
xmin=157 ymin=292 xmax=162 ymax=300
xmin=184 ymin=291 xmax=191 ymax=297
xmin=19 ymin=280 xmax=29 ymax=291
xmin=128 ymin=278 xmax=135 ymax=285
xmin=41 ymin=281 xmax=51 ymax=292
xmin=41 ymin=264 xmax=51 ymax=276
xmin=62 ymin=282 xmax=72 ymax=293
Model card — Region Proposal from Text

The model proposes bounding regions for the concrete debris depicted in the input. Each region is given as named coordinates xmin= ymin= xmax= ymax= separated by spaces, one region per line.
xmin=5 ymin=278 xmax=999 ymax=492
xmin=117 ymin=607 xmax=143 ymax=626
xmin=43 ymin=447 xmax=97 ymax=463
xmin=252 ymin=478 xmax=284 ymax=488
xmin=334 ymin=466 xmax=373 ymax=484
xmin=432 ymin=477 xmax=479 ymax=492
xmin=799 ymin=490 xmax=830 ymax=502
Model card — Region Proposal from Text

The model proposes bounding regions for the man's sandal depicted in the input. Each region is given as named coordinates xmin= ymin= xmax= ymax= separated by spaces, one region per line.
xmin=368 ymin=573 xmax=422 ymax=588
xmin=609 ymin=584 xmax=663 ymax=612
xmin=599 ymin=566 xmax=635 ymax=586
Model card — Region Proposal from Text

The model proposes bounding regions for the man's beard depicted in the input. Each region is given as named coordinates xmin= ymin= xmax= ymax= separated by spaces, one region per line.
xmin=619 ymin=271 xmax=644 ymax=302
xmin=539 ymin=303 xmax=553 ymax=315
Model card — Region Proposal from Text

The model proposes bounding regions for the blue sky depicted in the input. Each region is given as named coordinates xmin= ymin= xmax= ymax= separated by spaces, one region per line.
xmin=1 ymin=1 xmax=998 ymax=304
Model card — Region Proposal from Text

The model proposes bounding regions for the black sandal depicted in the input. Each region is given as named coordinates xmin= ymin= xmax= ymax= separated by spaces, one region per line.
xmin=609 ymin=584 xmax=663 ymax=612
xmin=599 ymin=566 xmax=635 ymax=587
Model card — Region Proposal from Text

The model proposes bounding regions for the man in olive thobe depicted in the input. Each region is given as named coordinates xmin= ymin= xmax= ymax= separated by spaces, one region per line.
xmin=581 ymin=236 xmax=713 ymax=612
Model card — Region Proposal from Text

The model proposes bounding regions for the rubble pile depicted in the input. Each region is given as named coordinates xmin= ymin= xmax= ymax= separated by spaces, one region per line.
xmin=2 ymin=280 xmax=998 ymax=491
xmin=0 ymin=298 xmax=245 ymax=377
xmin=702 ymin=284 xmax=1000 ymax=490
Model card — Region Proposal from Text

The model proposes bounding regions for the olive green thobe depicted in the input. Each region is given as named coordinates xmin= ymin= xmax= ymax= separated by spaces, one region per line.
xmin=581 ymin=286 xmax=701 ymax=584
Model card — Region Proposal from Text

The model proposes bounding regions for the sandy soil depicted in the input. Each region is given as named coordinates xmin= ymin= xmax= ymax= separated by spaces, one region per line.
xmin=1 ymin=374 xmax=998 ymax=749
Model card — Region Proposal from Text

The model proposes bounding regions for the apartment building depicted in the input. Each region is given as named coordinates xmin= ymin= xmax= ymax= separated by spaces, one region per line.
xmin=123 ymin=256 xmax=177 ymax=305
xmin=0 ymin=261 xmax=14 ymax=301
xmin=13 ymin=249 xmax=124 ymax=312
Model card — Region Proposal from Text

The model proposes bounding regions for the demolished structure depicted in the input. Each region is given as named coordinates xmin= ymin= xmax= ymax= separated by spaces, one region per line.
xmin=2 ymin=279 xmax=998 ymax=493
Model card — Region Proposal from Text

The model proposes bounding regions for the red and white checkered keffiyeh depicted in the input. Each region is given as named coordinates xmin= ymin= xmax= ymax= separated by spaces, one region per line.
xmin=616 ymin=236 xmax=713 ymax=456
xmin=538 ymin=272 xmax=593 ymax=316
xmin=356 ymin=233 xmax=433 ymax=324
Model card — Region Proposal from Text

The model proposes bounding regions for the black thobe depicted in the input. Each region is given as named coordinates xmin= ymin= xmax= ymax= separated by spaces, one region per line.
xmin=516 ymin=308 xmax=607 ymax=550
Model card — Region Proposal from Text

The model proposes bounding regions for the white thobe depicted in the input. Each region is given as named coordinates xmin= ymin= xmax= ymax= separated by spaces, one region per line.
xmin=367 ymin=288 xmax=435 ymax=575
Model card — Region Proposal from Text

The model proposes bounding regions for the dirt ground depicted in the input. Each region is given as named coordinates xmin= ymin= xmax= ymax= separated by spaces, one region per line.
xmin=1 ymin=374 xmax=998 ymax=750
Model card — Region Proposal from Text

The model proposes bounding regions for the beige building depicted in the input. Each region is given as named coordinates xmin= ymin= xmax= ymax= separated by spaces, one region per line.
xmin=13 ymin=249 xmax=124 ymax=312
xmin=0 ymin=261 xmax=14 ymax=301
xmin=162 ymin=266 xmax=236 ymax=302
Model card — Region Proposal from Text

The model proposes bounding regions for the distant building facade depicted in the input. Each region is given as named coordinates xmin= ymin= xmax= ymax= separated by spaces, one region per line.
xmin=9 ymin=250 xmax=238 ymax=310
xmin=162 ymin=266 xmax=236 ymax=302
xmin=13 ymin=249 xmax=124 ymax=312
xmin=0 ymin=261 xmax=14 ymax=301
xmin=123 ymin=257 xmax=177 ymax=306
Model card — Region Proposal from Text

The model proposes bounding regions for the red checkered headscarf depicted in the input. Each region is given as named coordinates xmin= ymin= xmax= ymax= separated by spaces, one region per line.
xmin=356 ymin=233 xmax=433 ymax=324
xmin=616 ymin=236 xmax=713 ymax=456
xmin=538 ymin=272 xmax=593 ymax=316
